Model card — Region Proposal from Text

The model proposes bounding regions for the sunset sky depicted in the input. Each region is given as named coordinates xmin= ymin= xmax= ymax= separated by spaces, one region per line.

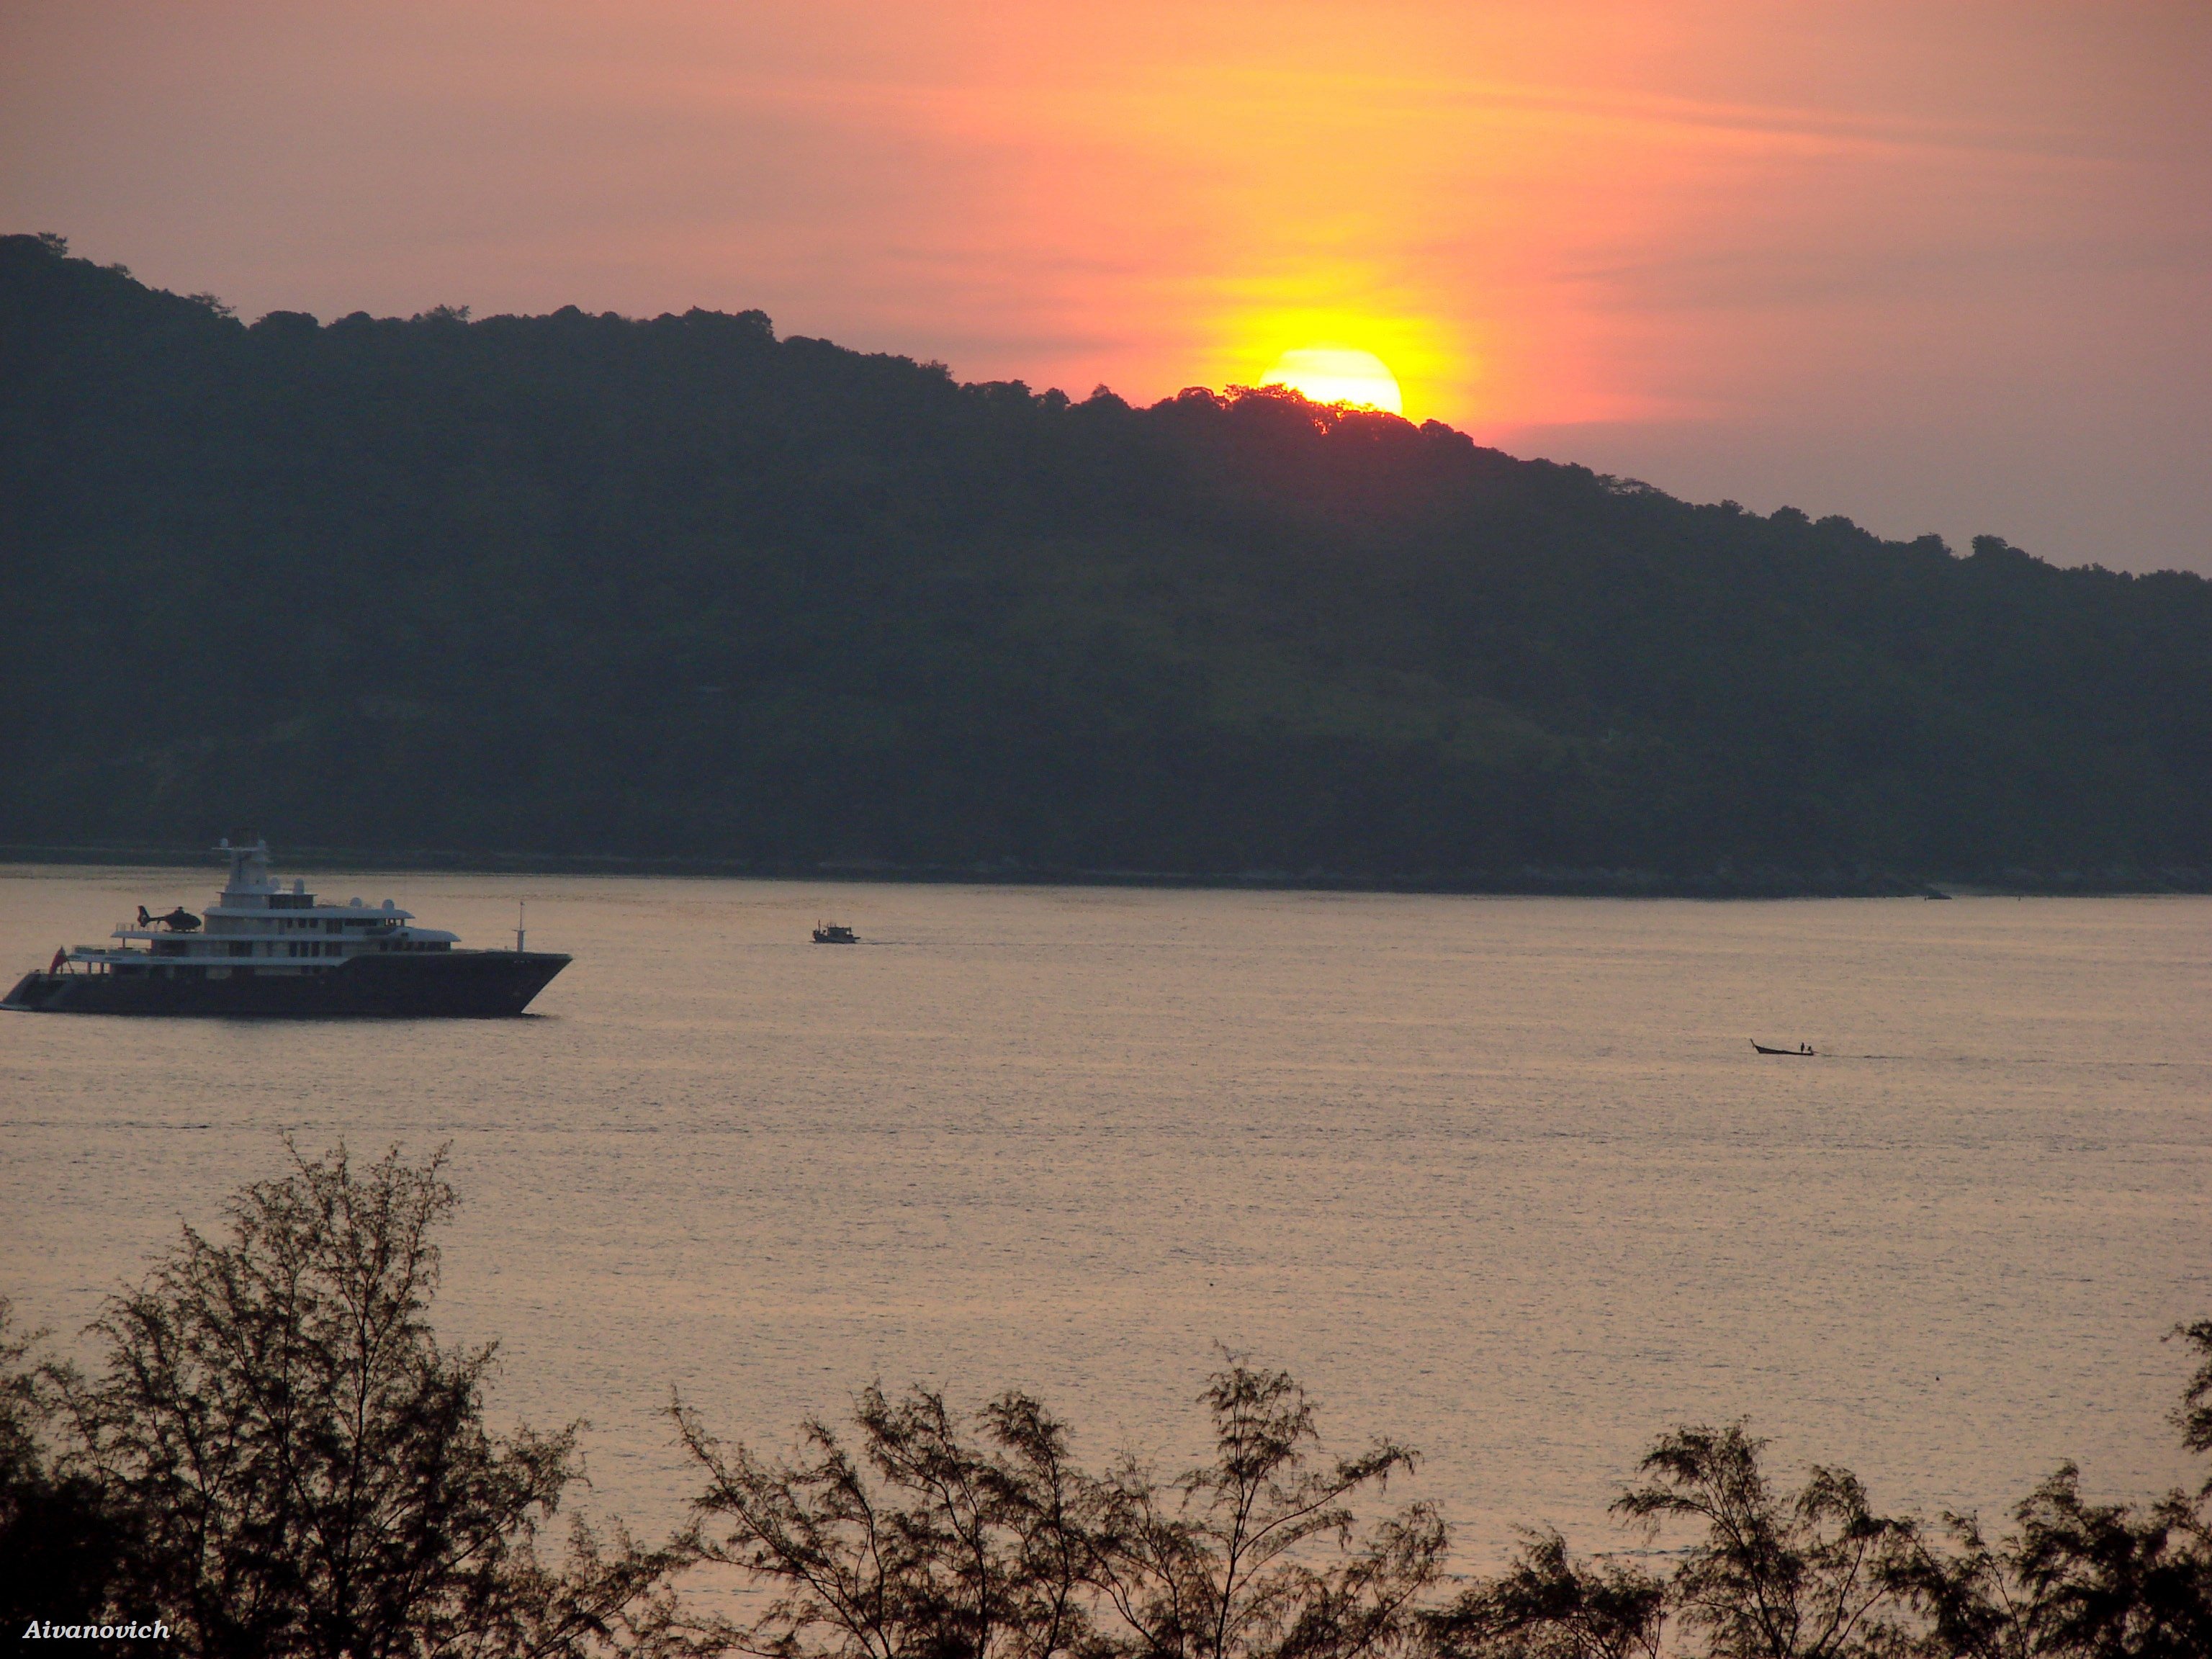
xmin=5 ymin=1 xmax=2208 ymax=570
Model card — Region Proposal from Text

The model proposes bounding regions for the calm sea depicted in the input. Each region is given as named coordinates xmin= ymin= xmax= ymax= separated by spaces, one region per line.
xmin=4 ymin=866 xmax=2208 ymax=1559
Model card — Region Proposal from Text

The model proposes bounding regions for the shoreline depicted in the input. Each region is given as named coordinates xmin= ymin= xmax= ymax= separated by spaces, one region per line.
xmin=4 ymin=842 xmax=2206 ymax=899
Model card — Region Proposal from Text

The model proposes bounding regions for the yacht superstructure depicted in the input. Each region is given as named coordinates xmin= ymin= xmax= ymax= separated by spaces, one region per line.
xmin=3 ymin=839 xmax=569 ymax=1016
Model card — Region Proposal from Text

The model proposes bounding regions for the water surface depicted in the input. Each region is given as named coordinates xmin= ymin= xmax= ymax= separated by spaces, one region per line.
xmin=4 ymin=868 xmax=2207 ymax=1557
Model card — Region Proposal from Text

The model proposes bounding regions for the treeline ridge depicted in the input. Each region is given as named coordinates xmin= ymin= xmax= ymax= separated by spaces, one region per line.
xmin=7 ymin=231 xmax=2212 ymax=891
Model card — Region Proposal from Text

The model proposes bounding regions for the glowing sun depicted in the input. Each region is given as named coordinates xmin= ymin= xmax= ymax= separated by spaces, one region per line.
xmin=1259 ymin=346 xmax=1403 ymax=414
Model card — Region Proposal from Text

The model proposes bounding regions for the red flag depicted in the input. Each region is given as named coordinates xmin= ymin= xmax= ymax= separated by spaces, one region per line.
xmin=50 ymin=948 xmax=67 ymax=974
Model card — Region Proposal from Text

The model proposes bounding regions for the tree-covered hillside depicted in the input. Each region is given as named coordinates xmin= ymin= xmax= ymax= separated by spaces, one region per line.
xmin=4 ymin=231 xmax=2208 ymax=889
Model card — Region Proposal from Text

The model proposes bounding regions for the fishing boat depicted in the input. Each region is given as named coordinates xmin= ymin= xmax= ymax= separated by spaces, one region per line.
xmin=1750 ymin=1040 xmax=1815 ymax=1056
xmin=811 ymin=922 xmax=858 ymax=945
xmin=2 ymin=838 xmax=569 ymax=1017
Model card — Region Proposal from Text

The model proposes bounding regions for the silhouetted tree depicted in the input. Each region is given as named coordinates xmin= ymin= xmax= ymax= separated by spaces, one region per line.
xmin=2175 ymin=1320 xmax=2212 ymax=1488
xmin=1419 ymin=1529 xmax=1665 ymax=1659
xmin=0 ymin=1298 xmax=130 ymax=1631
xmin=1881 ymin=1323 xmax=2212 ymax=1659
xmin=1609 ymin=1425 xmax=1912 ymax=1659
xmin=673 ymin=1382 xmax=1097 ymax=1659
xmin=1883 ymin=1472 xmax=2212 ymax=1659
xmin=672 ymin=1363 xmax=1444 ymax=1659
xmin=55 ymin=1143 xmax=683 ymax=1658
xmin=1883 ymin=1504 xmax=2054 ymax=1659
xmin=1087 ymin=1364 xmax=1444 ymax=1659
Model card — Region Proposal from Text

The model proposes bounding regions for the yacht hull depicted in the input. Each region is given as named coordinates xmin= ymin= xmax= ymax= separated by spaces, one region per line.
xmin=2 ymin=950 xmax=570 ymax=1017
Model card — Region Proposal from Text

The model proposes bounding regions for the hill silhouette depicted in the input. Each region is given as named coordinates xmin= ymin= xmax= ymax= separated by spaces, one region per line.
xmin=5 ymin=231 xmax=2209 ymax=891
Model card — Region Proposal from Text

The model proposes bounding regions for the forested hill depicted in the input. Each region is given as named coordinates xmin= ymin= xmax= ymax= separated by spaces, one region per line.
xmin=5 ymin=231 xmax=2211 ymax=891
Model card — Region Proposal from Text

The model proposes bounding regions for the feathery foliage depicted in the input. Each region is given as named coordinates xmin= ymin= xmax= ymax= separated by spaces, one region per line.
xmin=53 ymin=1143 xmax=682 ymax=1658
xmin=673 ymin=1362 xmax=1444 ymax=1659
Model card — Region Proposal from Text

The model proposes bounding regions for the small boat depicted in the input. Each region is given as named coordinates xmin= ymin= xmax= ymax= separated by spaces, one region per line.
xmin=1750 ymin=1040 xmax=1815 ymax=1056
xmin=812 ymin=922 xmax=858 ymax=945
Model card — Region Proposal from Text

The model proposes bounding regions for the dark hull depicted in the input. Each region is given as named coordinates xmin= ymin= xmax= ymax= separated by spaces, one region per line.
xmin=3 ymin=950 xmax=570 ymax=1017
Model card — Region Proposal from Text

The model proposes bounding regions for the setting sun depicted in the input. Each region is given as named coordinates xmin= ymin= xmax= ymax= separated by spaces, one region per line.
xmin=1259 ymin=347 xmax=1403 ymax=415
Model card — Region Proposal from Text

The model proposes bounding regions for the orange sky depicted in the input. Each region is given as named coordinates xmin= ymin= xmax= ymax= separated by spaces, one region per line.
xmin=4 ymin=1 xmax=2208 ymax=567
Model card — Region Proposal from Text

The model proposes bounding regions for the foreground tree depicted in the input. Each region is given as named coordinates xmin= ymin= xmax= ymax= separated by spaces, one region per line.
xmin=1434 ymin=1323 xmax=2212 ymax=1659
xmin=1087 ymin=1364 xmax=1446 ymax=1659
xmin=673 ymin=1362 xmax=1444 ymax=1659
xmin=1438 ymin=1426 xmax=1913 ymax=1659
xmin=1883 ymin=1323 xmax=2212 ymax=1659
xmin=58 ymin=1142 xmax=683 ymax=1659
xmin=0 ymin=1298 xmax=129 ymax=1630
xmin=1610 ymin=1424 xmax=1914 ymax=1659
xmin=675 ymin=1381 xmax=1097 ymax=1659
xmin=1420 ymin=1529 xmax=1664 ymax=1659
xmin=1887 ymin=1473 xmax=2212 ymax=1659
